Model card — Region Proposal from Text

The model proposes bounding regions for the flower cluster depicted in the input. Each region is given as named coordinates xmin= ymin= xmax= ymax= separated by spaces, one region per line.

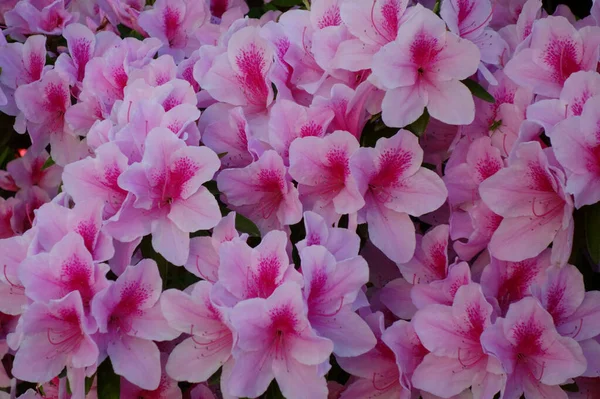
xmin=0 ymin=0 xmax=600 ymax=398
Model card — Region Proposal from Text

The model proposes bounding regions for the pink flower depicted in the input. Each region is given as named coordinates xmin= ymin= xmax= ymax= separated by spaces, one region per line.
xmin=19 ymin=232 xmax=110 ymax=311
xmin=481 ymin=297 xmax=587 ymax=399
xmin=300 ymin=245 xmax=375 ymax=356
xmin=62 ymin=142 xmax=130 ymax=220
xmin=532 ymin=265 xmax=600 ymax=343
xmin=0 ymin=34 xmax=48 ymax=91
xmin=372 ymin=4 xmax=480 ymax=126
xmin=106 ymin=127 xmax=221 ymax=266
xmin=91 ymin=259 xmax=179 ymax=390
xmin=0 ymin=149 xmax=62 ymax=197
xmin=161 ymin=282 xmax=234 ymax=386
xmin=0 ymin=232 xmax=33 ymax=315
xmin=12 ymin=291 xmax=99 ymax=387
xmin=267 ymin=99 xmax=334 ymax=164
xmin=138 ymin=0 xmax=208 ymax=61
xmin=202 ymin=26 xmax=275 ymax=115
xmin=31 ymin=200 xmax=114 ymax=262
xmin=4 ymin=0 xmax=75 ymax=38
xmin=228 ymin=283 xmax=333 ymax=399
xmin=289 ymin=130 xmax=364 ymax=223
xmin=198 ymin=104 xmax=253 ymax=169
xmin=185 ymin=212 xmax=247 ymax=283
xmin=552 ymin=96 xmax=600 ymax=208
xmin=336 ymin=312 xmax=419 ymax=399
xmin=14 ymin=70 xmax=74 ymax=161
xmin=526 ymin=71 xmax=600 ymax=134
xmin=411 ymin=261 xmax=472 ymax=309
xmin=398 ymin=224 xmax=449 ymax=284
xmin=338 ymin=0 xmax=410 ymax=71
xmin=412 ymin=283 xmax=505 ymax=398
xmin=120 ymin=353 xmax=182 ymax=399
xmin=295 ymin=211 xmax=360 ymax=262
xmin=217 ymin=150 xmax=302 ymax=234
xmin=479 ymin=142 xmax=574 ymax=264
xmin=350 ymin=131 xmax=447 ymax=263
xmin=504 ymin=16 xmax=600 ymax=98
xmin=440 ymin=0 xmax=507 ymax=84
xmin=480 ymin=249 xmax=552 ymax=317
xmin=213 ymin=230 xmax=302 ymax=306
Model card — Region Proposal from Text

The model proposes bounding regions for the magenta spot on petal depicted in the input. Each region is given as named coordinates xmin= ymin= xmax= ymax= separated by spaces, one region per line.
xmin=496 ymin=259 xmax=540 ymax=316
xmin=163 ymin=6 xmax=182 ymax=44
xmin=237 ymin=121 xmax=249 ymax=148
xmin=370 ymin=149 xmax=413 ymax=195
xmin=570 ymin=90 xmax=591 ymax=116
xmin=28 ymin=53 xmax=44 ymax=83
xmin=75 ymin=218 xmax=98 ymax=254
xmin=511 ymin=319 xmax=545 ymax=358
xmin=110 ymin=282 xmax=152 ymax=332
xmin=162 ymin=95 xmax=179 ymax=112
xmin=410 ymin=34 xmax=442 ymax=72
xmin=428 ymin=242 xmax=447 ymax=280
xmin=526 ymin=162 xmax=555 ymax=192
xmin=44 ymin=83 xmax=68 ymax=114
xmin=543 ymin=38 xmax=582 ymax=85
xmin=379 ymin=0 xmax=401 ymax=41
xmin=306 ymin=232 xmax=321 ymax=246
xmin=160 ymin=156 xmax=201 ymax=203
xmin=111 ymin=65 xmax=128 ymax=95
xmin=250 ymin=254 xmax=281 ymax=298
xmin=463 ymin=302 xmax=487 ymax=339
xmin=299 ymin=121 xmax=324 ymax=137
xmin=269 ymin=304 xmax=298 ymax=334
xmin=235 ymin=43 xmax=269 ymax=107
xmin=182 ymin=64 xmax=199 ymax=92
xmin=318 ymin=6 xmax=342 ymax=29
xmin=475 ymin=155 xmax=502 ymax=182
xmin=326 ymin=147 xmax=350 ymax=180
xmin=61 ymin=255 xmax=93 ymax=306
xmin=457 ymin=0 xmax=475 ymax=25
xmin=255 ymin=168 xmax=285 ymax=219
xmin=72 ymin=39 xmax=92 ymax=81
xmin=210 ymin=0 xmax=228 ymax=19
xmin=545 ymin=282 xmax=567 ymax=324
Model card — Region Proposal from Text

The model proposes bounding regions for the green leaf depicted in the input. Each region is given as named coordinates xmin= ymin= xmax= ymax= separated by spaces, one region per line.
xmin=406 ymin=109 xmax=430 ymax=137
xmin=43 ymin=156 xmax=55 ymax=169
xmin=586 ymin=203 xmax=600 ymax=266
xmin=433 ymin=0 xmax=441 ymax=14
xmin=271 ymin=0 xmax=303 ymax=7
xmin=235 ymin=213 xmax=261 ymax=237
xmin=97 ymin=359 xmax=120 ymax=399
xmin=462 ymin=78 xmax=495 ymax=103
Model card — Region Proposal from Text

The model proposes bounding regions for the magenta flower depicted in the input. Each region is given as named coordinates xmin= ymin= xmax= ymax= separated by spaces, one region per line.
xmin=0 ymin=232 xmax=33 ymax=315
xmin=372 ymin=4 xmax=480 ymax=126
xmin=411 ymin=261 xmax=472 ymax=309
xmin=185 ymin=212 xmax=247 ymax=283
xmin=106 ymin=127 xmax=221 ymax=266
xmin=479 ymin=142 xmax=574 ymax=264
xmin=19 ymin=232 xmax=110 ymax=311
xmin=397 ymin=224 xmax=449 ymax=285
xmin=412 ymin=284 xmax=505 ymax=398
xmin=217 ymin=150 xmax=302 ymax=234
xmin=267 ymin=99 xmax=334 ymax=164
xmin=138 ymin=0 xmax=208 ymax=61
xmin=62 ymin=142 xmax=130 ymax=220
xmin=480 ymin=249 xmax=552 ymax=317
xmin=12 ymin=291 xmax=98 ymax=388
xmin=0 ymin=149 xmax=62 ymax=197
xmin=4 ymin=0 xmax=75 ymax=38
xmin=532 ymin=265 xmax=600 ymax=342
xmin=289 ymin=130 xmax=364 ymax=223
xmin=295 ymin=211 xmax=360 ymax=262
xmin=91 ymin=259 xmax=179 ymax=390
xmin=552 ymin=96 xmax=600 ymax=208
xmin=350 ymin=131 xmax=447 ymax=263
xmin=526 ymin=71 xmax=600 ymax=134
xmin=504 ymin=16 xmax=600 ymax=97
xmin=213 ymin=230 xmax=302 ymax=306
xmin=300 ymin=245 xmax=375 ymax=356
xmin=228 ymin=283 xmax=333 ymax=399
xmin=161 ymin=282 xmax=234 ymax=385
xmin=481 ymin=297 xmax=587 ymax=399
